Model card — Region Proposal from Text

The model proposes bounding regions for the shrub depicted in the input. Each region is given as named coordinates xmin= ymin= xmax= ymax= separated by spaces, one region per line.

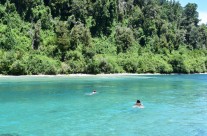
xmin=25 ymin=54 xmax=59 ymax=75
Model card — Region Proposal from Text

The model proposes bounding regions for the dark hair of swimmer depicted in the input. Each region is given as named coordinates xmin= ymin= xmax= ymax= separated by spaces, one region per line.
xmin=137 ymin=100 xmax=141 ymax=103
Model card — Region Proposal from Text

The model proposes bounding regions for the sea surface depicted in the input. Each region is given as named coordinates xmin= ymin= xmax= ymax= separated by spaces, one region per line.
xmin=0 ymin=74 xmax=207 ymax=136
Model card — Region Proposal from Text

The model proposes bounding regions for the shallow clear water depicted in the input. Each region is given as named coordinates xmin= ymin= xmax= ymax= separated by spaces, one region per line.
xmin=0 ymin=75 xmax=207 ymax=136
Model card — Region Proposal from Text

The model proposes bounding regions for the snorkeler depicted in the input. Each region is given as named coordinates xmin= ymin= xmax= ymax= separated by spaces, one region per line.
xmin=134 ymin=100 xmax=144 ymax=108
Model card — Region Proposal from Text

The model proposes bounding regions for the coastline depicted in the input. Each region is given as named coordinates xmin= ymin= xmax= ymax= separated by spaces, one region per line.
xmin=0 ymin=73 xmax=207 ymax=78
xmin=0 ymin=73 xmax=159 ymax=78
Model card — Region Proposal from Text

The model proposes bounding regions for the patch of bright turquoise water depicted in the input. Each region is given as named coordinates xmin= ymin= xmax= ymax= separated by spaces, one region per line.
xmin=0 ymin=75 xmax=207 ymax=136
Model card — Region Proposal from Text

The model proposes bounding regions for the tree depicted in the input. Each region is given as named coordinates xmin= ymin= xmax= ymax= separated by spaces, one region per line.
xmin=48 ymin=0 xmax=72 ymax=20
xmin=9 ymin=0 xmax=43 ymax=21
xmin=90 ymin=0 xmax=118 ymax=36
xmin=70 ymin=23 xmax=92 ymax=50
xmin=181 ymin=3 xmax=199 ymax=46
xmin=197 ymin=24 xmax=207 ymax=49
xmin=32 ymin=20 xmax=41 ymax=50
xmin=115 ymin=26 xmax=135 ymax=53
xmin=55 ymin=20 xmax=70 ymax=61
xmin=65 ymin=50 xmax=86 ymax=73
xmin=32 ymin=5 xmax=53 ymax=29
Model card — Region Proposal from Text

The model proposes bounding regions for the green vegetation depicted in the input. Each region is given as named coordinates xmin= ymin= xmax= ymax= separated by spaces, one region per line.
xmin=0 ymin=0 xmax=207 ymax=75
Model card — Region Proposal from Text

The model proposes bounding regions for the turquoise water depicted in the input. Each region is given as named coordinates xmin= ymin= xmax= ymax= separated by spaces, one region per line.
xmin=0 ymin=75 xmax=207 ymax=136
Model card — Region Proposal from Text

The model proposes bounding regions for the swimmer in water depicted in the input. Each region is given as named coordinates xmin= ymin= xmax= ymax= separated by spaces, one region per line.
xmin=90 ymin=90 xmax=96 ymax=95
xmin=92 ymin=90 xmax=96 ymax=94
xmin=86 ymin=90 xmax=97 ymax=96
xmin=134 ymin=100 xmax=144 ymax=108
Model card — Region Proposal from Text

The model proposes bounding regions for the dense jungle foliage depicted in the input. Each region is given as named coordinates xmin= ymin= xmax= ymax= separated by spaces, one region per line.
xmin=0 ymin=0 xmax=207 ymax=75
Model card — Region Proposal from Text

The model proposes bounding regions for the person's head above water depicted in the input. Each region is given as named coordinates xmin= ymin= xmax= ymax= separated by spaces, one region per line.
xmin=134 ymin=99 xmax=144 ymax=108
xmin=93 ymin=90 xmax=96 ymax=92
xmin=137 ymin=100 xmax=141 ymax=103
